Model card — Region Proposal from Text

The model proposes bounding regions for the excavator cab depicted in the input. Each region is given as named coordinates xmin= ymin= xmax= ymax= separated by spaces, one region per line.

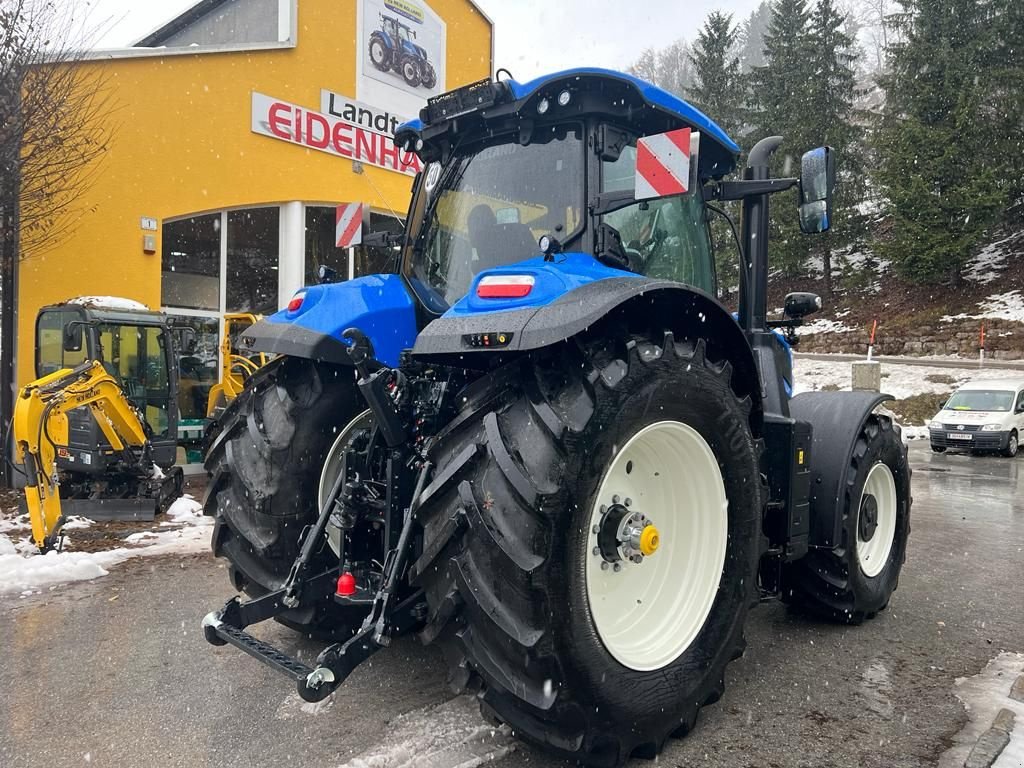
xmin=35 ymin=299 xmax=181 ymax=475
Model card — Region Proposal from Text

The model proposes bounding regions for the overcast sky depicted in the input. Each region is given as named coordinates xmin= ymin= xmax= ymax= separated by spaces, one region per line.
xmin=86 ymin=0 xmax=765 ymax=79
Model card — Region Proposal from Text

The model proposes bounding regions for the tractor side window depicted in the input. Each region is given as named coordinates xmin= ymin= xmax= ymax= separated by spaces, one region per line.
xmin=600 ymin=143 xmax=715 ymax=295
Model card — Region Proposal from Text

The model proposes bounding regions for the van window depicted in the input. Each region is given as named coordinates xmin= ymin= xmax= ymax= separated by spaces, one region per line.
xmin=944 ymin=389 xmax=1014 ymax=412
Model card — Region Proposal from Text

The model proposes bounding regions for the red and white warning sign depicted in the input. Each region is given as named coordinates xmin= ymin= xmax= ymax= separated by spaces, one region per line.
xmin=335 ymin=203 xmax=364 ymax=248
xmin=635 ymin=127 xmax=696 ymax=200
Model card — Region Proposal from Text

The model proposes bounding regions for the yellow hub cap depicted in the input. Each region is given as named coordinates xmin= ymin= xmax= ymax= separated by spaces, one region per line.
xmin=639 ymin=525 xmax=660 ymax=556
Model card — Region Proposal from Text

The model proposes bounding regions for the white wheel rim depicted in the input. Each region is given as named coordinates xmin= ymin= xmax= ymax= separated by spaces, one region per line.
xmin=856 ymin=462 xmax=897 ymax=578
xmin=371 ymin=43 xmax=385 ymax=63
xmin=584 ymin=420 xmax=728 ymax=672
xmin=319 ymin=410 xmax=373 ymax=557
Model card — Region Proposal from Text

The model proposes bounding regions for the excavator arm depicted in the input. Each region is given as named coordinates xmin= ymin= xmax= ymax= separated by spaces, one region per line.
xmin=13 ymin=360 xmax=153 ymax=552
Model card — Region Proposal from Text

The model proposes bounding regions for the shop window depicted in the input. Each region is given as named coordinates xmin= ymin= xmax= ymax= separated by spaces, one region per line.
xmin=167 ymin=314 xmax=220 ymax=421
xmin=355 ymin=212 xmax=404 ymax=277
xmin=162 ymin=214 xmax=221 ymax=311
xmin=227 ymin=207 xmax=279 ymax=313
xmin=304 ymin=206 xmax=348 ymax=285
xmin=303 ymin=208 xmax=403 ymax=284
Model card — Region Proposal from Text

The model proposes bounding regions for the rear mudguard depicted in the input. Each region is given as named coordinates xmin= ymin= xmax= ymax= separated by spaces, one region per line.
xmin=789 ymin=391 xmax=893 ymax=549
xmin=412 ymin=252 xmax=763 ymax=426
xmin=240 ymin=275 xmax=418 ymax=368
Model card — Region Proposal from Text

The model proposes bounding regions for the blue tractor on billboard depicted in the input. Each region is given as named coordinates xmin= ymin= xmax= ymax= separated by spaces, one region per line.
xmin=202 ymin=70 xmax=911 ymax=765
xmin=368 ymin=13 xmax=436 ymax=89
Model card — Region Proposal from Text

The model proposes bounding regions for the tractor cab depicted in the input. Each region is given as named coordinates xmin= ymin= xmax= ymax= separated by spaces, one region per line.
xmin=394 ymin=70 xmax=742 ymax=315
xmin=35 ymin=298 xmax=181 ymax=473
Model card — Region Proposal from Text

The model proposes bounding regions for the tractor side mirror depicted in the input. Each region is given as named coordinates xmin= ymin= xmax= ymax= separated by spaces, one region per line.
xmin=784 ymin=292 xmax=822 ymax=320
xmin=62 ymin=322 xmax=84 ymax=353
xmin=363 ymin=231 xmax=406 ymax=248
xmin=798 ymin=146 xmax=835 ymax=234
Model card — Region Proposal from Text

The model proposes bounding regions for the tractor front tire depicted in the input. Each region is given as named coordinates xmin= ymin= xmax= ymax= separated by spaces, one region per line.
xmin=421 ymin=62 xmax=437 ymax=89
xmin=401 ymin=57 xmax=421 ymax=87
xmin=414 ymin=331 xmax=762 ymax=766
xmin=203 ymin=357 xmax=365 ymax=638
xmin=783 ymin=414 xmax=911 ymax=623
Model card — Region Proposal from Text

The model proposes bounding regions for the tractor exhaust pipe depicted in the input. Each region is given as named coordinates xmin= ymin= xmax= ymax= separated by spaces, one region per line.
xmin=739 ymin=136 xmax=784 ymax=334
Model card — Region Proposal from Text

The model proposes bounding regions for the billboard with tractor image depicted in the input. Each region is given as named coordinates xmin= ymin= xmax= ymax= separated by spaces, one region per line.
xmin=359 ymin=0 xmax=446 ymax=117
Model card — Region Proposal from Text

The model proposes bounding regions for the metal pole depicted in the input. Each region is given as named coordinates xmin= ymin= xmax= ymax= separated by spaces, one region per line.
xmin=347 ymin=246 xmax=355 ymax=281
xmin=740 ymin=136 xmax=783 ymax=334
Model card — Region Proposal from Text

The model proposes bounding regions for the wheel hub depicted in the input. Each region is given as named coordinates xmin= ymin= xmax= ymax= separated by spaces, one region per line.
xmin=859 ymin=493 xmax=879 ymax=542
xmin=595 ymin=502 xmax=660 ymax=568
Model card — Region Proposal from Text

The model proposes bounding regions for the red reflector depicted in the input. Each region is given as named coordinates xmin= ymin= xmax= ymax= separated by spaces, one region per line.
xmin=477 ymin=275 xmax=535 ymax=299
xmin=336 ymin=572 xmax=356 ymax=597
xmin=287 ymin=294 xmax=304 ymax=311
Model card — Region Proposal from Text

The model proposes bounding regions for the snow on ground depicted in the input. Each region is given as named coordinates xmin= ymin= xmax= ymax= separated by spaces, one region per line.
xmin=937 ymin=652 xmax=1024 ymax=768
xmin=942 ymin=290 xmax=1024 ymax=323
xmin=798 ymin=318 xmax=855 ymax=335
xmin=792 ymin=356 xmax=1013 ymax=400
xmin=0 ymin=495 xmax=209 ymax=597
xmin=963 ymin=231 xmax=1024 ymax=285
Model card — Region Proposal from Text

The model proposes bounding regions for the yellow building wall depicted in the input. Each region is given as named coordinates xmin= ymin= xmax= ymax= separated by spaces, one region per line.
xmin=17 ymin=0 xmax=492 ymax=384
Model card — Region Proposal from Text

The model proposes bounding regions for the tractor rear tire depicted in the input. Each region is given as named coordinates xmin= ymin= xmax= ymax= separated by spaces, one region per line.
xmin=782 ymin=414 xmax=911 ymax=623
xmin=203 ymin=356 xmax=365 ymax=639
xmin=413 ymin=331 xmax=763 ymax=766
xmin=368 ymin=35 xmax=391 ymax=71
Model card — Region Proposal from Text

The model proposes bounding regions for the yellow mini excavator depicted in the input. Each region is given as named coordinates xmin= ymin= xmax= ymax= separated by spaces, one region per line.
xmin=13 ymin=299 xmax=185 ymax=552
xmin=204 ymin=313 xmax=268 ymax=422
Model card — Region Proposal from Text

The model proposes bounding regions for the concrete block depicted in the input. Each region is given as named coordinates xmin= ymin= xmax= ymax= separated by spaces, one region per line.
xmin=852 ymin=361 xmax=882 ymax=392
xmin=1009 ymin=674 xmax=1024 ymax=704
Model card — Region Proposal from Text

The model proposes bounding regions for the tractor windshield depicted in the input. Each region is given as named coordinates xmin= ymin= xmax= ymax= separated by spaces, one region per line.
xmin=405 ymin=125 xmax=585 ymax=310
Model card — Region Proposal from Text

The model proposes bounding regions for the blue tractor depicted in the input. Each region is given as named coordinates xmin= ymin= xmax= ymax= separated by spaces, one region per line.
xmin=368 ymin=13 xmax=436 ymax=89
xmin=202 ymin=70 xmax=911 ymax=765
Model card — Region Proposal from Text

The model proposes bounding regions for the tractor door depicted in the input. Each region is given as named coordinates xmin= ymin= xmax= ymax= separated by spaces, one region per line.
xmin=598 ymin=137 xmax=716 ymax=294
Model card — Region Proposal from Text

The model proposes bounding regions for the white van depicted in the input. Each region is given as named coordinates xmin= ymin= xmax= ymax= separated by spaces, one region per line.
xmin=928 ymin=377 xmax=1024 ymax=456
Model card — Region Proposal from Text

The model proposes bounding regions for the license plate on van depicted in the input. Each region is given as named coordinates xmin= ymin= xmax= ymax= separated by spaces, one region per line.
xmin=948 ymin=432 xmax=973 ymax=440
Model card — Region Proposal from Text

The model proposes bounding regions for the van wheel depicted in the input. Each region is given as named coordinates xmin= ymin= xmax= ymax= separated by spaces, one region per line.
xmin=1002 ymin=430 xmax=1018 ymax=457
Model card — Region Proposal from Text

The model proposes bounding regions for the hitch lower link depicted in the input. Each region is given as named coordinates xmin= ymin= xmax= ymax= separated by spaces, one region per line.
xmin=202 ymin=329 xmax=431 ymax=702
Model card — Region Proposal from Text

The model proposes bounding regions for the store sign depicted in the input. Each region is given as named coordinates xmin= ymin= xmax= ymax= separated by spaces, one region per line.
xmin=251 ymin=91 xmax=422 ymax=177
xmin=320 ymin=90 xmax=407 ymax=138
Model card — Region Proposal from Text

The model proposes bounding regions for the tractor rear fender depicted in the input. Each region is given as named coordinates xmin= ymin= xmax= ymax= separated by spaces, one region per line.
xmin=413 ymin=274 xmax=764 ymax=431
xmin=239 ymin=275 xmax=419 ymax=368
xmin=789 ymin=391 xmax=892 ymax=549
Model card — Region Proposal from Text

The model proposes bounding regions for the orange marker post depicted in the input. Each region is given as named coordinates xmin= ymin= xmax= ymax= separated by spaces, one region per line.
xmin=867 ymin=319 xmax=878 ymax=362
xmin=979 ymin=322 xmax=985 ymax=368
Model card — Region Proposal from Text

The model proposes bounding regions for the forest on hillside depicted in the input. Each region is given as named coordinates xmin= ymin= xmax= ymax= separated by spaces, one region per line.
xmin=629 ymin=0 xmax=1024 ymax=299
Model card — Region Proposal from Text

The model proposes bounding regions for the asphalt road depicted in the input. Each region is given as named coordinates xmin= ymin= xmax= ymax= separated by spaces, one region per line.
xmin=1 ymin=441 xmax=1022 ymax=768
xmin=797 ymin=352 xmax=1024 ymax=372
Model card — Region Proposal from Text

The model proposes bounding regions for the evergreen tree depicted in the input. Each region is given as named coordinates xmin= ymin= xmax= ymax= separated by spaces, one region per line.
xmin=688 ymin=11 xmax=746 ymax=137
xmin=806 ymin=0 xmax=865 ymax=295
xmin=875 ymin=0 xmax=1006 ymax=283
xmin=738 ymin=1 xmax=774 ymax=72
xmin=688 ymin=11 xmax=747 ymax=293
xmin=749 ymin=0 xmax=817 ymax=277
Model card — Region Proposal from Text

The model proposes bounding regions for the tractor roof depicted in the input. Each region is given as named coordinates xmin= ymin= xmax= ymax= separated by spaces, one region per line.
xmin=396 ymin=67 xmax=741 ymax=178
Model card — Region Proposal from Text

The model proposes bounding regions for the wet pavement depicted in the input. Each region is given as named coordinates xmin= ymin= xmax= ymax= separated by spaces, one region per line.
xmin=1 ymin=441 xmax=1022 ymax=768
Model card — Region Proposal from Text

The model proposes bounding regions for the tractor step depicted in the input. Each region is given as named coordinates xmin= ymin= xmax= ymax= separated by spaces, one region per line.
xmin=203 ymin=613 xmax=314 ymax=683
